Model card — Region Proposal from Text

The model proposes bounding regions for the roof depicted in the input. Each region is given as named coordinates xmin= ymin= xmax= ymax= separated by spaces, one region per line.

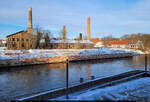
xmin=128 ymin=40 xmax=139 ymax=44
xmin=108 ymin=40 xmax=129 ymax=45
xmin=6 ymin=30 xmax=25 ymax=37
xmin=50 ymin=39 xmax=93 ymax=44
xmin=94 ymin=42 xmax=104 ymax=47
xmin=92 ymin=38 xmax=99 ymax=44
xmin=105 ymin=40 xmax=139 ymax=45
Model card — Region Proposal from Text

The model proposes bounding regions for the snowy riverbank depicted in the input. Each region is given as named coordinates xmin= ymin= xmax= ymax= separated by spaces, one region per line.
xmin=110 ymin=48 xmax=145 ymax=55
xmin=0 ymin=48 xmax=142 ymax=60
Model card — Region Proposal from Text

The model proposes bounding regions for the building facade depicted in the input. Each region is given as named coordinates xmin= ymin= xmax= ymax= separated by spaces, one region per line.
xmin=6 ymin=31 xmax=36 ymax=50
xmin=6 ymin=8 xmax=36 ymax=50
xmin=104 ymin=40 xmax=143 ymax=49
xmin=49 ymin=43 xmax=94 ymax=49
xmin=49 ymin=39 xmax=94 ymax=49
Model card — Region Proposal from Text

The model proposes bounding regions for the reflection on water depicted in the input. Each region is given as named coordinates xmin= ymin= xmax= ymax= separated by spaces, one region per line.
xmin=87 ymin=64 xmax=91 ymax=79
xmin=0 ymin=55 xmax=150 ymax=100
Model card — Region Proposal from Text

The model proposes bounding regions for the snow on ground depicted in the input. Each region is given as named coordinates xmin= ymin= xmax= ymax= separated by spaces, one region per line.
xmin=56 ymin=77 xmax=150 ymax=101
xmin=0 ymin=48 xmax=140 ymax=60
xmin=110 ymin=48 xmax=145 ymax=55
xmin=0 ymin=47 xmax=6 ymax=50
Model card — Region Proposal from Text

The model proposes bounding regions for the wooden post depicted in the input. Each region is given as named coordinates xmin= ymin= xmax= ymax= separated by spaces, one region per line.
xmin=80 ymin=78 xmax=84 ymax=83
xmin=66 ymin=59 xmax=69 ymax=99
xmin=145 ymin=54 xmax=147 ymax=72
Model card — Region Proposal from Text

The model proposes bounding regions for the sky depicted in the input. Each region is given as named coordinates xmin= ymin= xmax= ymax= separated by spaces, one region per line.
xmin=0 ymin=0 xmax=150 ymax=39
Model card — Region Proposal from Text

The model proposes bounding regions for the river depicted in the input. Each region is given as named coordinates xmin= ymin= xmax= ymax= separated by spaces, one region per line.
xmin=0 ymin=55 xmax=149 ymax=100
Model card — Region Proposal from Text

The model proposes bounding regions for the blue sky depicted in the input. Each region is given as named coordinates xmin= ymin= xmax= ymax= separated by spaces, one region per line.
xmin=0 ymin=0 xmax=150 ymax=39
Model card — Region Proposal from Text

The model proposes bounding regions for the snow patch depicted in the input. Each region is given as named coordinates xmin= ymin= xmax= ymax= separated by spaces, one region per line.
xmin=0 ymin=48 xmax=137 ymax=60
xmin=61 ymin=77 xmax=150 ymax=100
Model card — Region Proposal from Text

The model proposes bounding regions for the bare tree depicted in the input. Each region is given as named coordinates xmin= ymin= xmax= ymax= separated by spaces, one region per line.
xmin=43 ymin=30 xmax=53 ymax=48
xmin=35 ymin=25 xmax=53 ymax=49
xmin=35 ymin=25 xmax=43 ymax=48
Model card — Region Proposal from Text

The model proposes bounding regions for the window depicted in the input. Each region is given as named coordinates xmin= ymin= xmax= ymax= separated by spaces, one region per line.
xmin=12 ymin=43 xmax=16 ymax=47
xmin=22 ymin=43 xmax=24 ymax=47
xmin=17 ymin=38 xmax=19 ymax=41
xmin=12 ymin=38 xmax=15 ymax=41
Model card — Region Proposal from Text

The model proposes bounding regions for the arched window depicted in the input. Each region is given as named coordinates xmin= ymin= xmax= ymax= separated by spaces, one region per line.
xmin=22 ymin=43 xmax=24 ymax=47
xmin=12 ymin=38 xmax=15 ymax=41
xmin=12 ymin=43 xmax=15 ymax=47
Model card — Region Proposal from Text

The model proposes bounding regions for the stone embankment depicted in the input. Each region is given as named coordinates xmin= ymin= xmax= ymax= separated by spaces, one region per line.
xmin=0 ymin=53 xmax=133 ymax=67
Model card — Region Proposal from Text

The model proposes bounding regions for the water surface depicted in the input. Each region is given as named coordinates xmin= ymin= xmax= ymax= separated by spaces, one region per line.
xmin=0 ymin=55 xmax=149 ymax=100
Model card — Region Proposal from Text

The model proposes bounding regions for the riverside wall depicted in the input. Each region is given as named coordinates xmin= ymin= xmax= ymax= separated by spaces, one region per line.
xmin=0 ymin=53 xmax=133 ymax=67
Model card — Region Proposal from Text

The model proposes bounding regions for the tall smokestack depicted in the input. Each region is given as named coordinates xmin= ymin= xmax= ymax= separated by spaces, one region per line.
xmin=62 ymin=25 xmax=66 ymax=41
xmin=27 ymin=7 xmax=33 ymax=34
xmin=87 ymin=17 xmax=90 ymax=40
xmin=79 ymin=33 xmax=82 ymax=40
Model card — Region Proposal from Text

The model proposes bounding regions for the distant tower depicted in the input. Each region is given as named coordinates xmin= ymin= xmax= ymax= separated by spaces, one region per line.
xmin=87 ymin=17 xmax=90 ymax=40
xmin=62 ymin=25 xmax=66 ymax=40
xmin=79 ymin=33 xmax=82 ymax=40
xmin=27 ymin=7 xmax=33 ymax=34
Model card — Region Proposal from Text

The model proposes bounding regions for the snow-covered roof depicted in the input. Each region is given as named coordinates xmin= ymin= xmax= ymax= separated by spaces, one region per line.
xmin=104 ymin=40 xmax=141 ymax=45
xmin=50 ymin=39 xmax=93 ymax=44
xmin=6 ymin=30 xmax=25 ymax=37
xmin=94 ymin=42 xmax=104 ymax=48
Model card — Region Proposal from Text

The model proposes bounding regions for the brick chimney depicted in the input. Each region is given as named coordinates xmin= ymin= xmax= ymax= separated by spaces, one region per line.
xmin=27 ymin=7 xmax=33 ymax=34
xmin=87 ymin=17 xmax=90 ymax=40
xmin=62 ymin=25 xmax=66 ymax=40
xmin=79 ymin=33 xmax=82 ymax=40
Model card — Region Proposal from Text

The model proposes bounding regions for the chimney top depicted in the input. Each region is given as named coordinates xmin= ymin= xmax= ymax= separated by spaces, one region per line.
xmin=29 ymin=7 xmax=32 ymax=11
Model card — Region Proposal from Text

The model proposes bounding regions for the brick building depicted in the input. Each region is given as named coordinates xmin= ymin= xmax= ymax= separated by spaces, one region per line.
xmin=49 ymin=39 xmax=94 ymax=49
xmin=104 ymin=40 xmax=143 ymax=49
xmin=6 ymin=8 xmax=36 ymax=50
